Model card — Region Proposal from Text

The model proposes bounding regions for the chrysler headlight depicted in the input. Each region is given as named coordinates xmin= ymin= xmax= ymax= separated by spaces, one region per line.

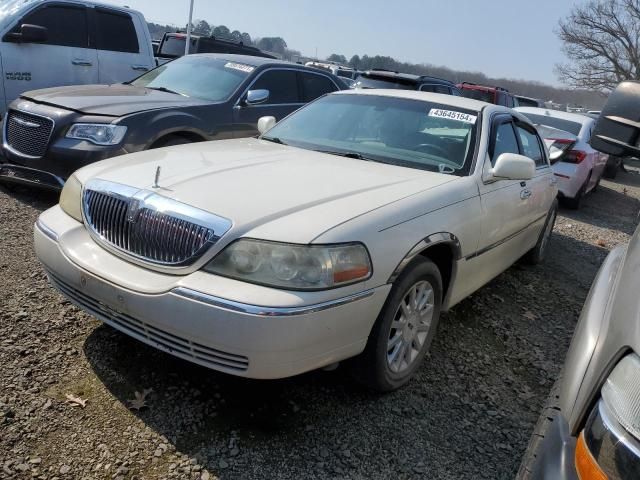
xmin=204 ymin=239 xmax=372 ymax=290
xmin=66 ymin=124 xmax=127 ymax=146
xmin=59 ymin=174 xmax=83 ymax=222
xmin=601 ymin=353 xmax=640 ymax=441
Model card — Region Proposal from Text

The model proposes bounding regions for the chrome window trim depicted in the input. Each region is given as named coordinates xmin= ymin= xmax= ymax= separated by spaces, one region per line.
xmin=173 ymin=287 xmax=375 ymax=317
xmin=81 ymin=179 xmax=233 ymax=269
xmin=3 ymin=108 xmax=56 ymax=160
xmin=234 ymin=67 xmax=342 ymax=108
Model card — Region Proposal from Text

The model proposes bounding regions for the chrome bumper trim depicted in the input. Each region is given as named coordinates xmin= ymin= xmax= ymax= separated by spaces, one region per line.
xmin=35 ymin=218 xmax=59 ymax=242
xmin=173 ymin=287 xmax=376 ymax=317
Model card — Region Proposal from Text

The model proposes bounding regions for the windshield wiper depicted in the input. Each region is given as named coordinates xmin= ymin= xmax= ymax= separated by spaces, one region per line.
xmin=313 ymin=149 xmax=376 ymax=161
xmin=147 ymin=86 xmax=187 ymax=96
xmin=261 ymin=136 xmax=288 ymax=145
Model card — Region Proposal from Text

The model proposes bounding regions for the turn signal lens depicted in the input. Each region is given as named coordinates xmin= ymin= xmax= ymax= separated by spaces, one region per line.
xmin=575 ymin=432 xmax=608 ymax=480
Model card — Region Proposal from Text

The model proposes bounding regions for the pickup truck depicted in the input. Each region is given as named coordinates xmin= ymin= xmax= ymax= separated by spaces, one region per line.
xmin=0 ymin=0 xmax=155 ymax=115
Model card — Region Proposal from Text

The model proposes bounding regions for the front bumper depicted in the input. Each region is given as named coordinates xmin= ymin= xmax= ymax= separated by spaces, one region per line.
xmin=2 ymin=139 xmax=127 ymax=188
xmin=34 ymin=206 xmax=391 ymax=379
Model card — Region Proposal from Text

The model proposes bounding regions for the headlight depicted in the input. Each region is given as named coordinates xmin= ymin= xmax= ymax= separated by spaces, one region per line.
xmin=601 ymin=353 xmax=640 ymax=441
xmin=59 ymin=174 xmax=83 ymax=222
xmin=66 ymin=124 xmax=127 ymax=146
xmin=204 ymin=239 xmax=372 ymax=290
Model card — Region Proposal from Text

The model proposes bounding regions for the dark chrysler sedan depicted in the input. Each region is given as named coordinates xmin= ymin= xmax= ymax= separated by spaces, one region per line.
xmin=0 ymin=54 xmax=345 ymax=189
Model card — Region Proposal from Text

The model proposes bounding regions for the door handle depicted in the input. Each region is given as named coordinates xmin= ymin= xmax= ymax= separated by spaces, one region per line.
xmin=72 ymin=59 xmax=93 ymax=66
xmin=131 ymin=65 xmax=149 ymax=71
xmin=520 ymin=188 xmax=532 ymax=200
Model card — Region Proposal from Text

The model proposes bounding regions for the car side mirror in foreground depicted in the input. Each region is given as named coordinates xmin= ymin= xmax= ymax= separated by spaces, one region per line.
xmin=5 ymin=24 xmax=48 ymax=43
xmin=257 ymin=116 xmax=276 ymax=135
xmin=489 ymin=153 xmax=535 ymax=181
xmin=591 ymin=81 xmax=640 ymax=157
xmin=245 ymin=89 xmax=270 ymax=106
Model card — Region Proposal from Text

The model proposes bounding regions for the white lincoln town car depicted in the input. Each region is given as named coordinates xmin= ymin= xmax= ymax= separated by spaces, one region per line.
xmin=34 ymin=90 xmax=558 ymax=391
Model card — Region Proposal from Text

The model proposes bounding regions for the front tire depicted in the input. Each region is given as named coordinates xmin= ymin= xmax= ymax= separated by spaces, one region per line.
xmin=351 ymin=257 xmax=442 ymax=392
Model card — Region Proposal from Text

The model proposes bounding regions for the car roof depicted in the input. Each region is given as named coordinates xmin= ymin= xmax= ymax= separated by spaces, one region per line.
xmin=186 ymin=53 xmax=309 ymax=68
xmin=514 ymin=107 xmax=592 ymax=125
xmin=39 ymin=0 xmax=144 ymax=15
xmin=361 ymin=70 xmax=455 ymax=86
xmin=333 ymin=88 xmax=493 ymax=112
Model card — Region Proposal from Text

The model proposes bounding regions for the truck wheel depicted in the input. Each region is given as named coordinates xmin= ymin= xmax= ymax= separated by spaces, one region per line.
xmin=351 ymin=257 xmax=442 ymax=392
xmin=524 ymin=199 xmax=557 ymax=265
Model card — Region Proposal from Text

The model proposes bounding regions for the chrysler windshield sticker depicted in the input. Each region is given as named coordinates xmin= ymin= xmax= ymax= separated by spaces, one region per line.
xmin=224 ymin=62 xmax=255 ymax=73
xmin=429 ymin=109 xmax=477 ymax=124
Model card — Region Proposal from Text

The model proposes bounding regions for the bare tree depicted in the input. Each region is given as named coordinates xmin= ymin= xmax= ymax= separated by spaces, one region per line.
xmin=557 ymin=0 xmax=640 ymax=92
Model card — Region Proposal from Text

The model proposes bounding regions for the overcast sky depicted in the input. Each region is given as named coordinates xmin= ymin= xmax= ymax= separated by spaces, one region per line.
xmin=102 ymin=0 xmax=577 ymax=86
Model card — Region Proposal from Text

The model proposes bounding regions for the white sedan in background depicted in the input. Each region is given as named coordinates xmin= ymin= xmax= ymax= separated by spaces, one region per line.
xmin=516 ymin=107 xmax=608 ymax=209
xmin=35 ymin=90 xmax=558 ymax=392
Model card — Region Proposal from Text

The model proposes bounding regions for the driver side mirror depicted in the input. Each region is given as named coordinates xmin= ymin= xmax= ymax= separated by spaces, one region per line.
xmin=257 ymin=116 xmax=276 ymax=135
xmin=488 ymin=153 xmax=535 ymax=181
xmin=5 ymin=24 xmax=48 ymax=43
xmin=245 ymin=89 xmax=270 ymax=106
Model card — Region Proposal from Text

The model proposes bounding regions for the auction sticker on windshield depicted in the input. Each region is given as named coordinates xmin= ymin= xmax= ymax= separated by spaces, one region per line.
xmin=429 ymin=109 xmax=477 ymax=124
xmin=224 ymin=62 xmax=255 ymax=73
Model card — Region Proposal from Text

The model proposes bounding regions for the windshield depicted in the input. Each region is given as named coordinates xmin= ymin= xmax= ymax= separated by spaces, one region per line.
xmin=131 ymin=56 xmax=251 ymax=102
xmin=519 ymin=113 xmax=583 ymax=136
xmin=263 ymin=94 xmax=478 ymax=175
xmin=355 ymin=76 xmax=417 ymax=90
xmin=460 ymin=88 xmax=494 ymax=103
xmin=0 ymin=0 xmax=37 ymax=28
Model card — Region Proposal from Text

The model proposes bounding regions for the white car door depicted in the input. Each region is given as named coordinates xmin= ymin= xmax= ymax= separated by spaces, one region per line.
xmin=474 ymin=116 xmax=537 ymax=284
xmin=514 ymin=121 xmax=556 ymax=224
xmin=1 ymin=3 xmax=98 ymax=111
xmin=93 ymin=7 xmax=154 ymax=84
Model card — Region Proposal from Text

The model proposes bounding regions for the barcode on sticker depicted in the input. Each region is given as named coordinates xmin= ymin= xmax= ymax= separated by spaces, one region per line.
xmin=224 ymin=62 xmax=255 ymax=73
xmin=429 ymin=109 xmax=477 ymax=124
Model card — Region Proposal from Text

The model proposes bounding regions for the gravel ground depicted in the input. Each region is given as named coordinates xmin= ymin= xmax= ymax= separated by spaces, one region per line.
xmin=1 ymin=162 xmax=639 ymax=480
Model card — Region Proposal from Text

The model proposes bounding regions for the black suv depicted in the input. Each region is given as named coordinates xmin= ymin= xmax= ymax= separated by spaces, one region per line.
xmin=0 ymin=54 xmax=345 ymax=189
xmin=354 ymin=70 xmax=461 ymax=95
xmin=156 ymin=33 xmax=277 ymax=61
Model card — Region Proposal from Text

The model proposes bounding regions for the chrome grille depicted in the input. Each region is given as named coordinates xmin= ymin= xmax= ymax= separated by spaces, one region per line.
xmin=82 ymin=182 xmax=231 ymax=267
xmin=47 ymin=271 xmax=249 ymax=372
xmin=5 ymin=110 xmax=54 ymax=158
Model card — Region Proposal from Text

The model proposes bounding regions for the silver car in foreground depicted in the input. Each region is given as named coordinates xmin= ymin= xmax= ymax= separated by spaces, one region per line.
xmin=519 ymin=81 xmax=640 ymax=479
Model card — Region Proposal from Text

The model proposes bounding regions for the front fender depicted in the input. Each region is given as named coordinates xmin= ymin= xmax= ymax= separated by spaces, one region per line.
xmin=559 ymin=244 xmax=627 ymax=433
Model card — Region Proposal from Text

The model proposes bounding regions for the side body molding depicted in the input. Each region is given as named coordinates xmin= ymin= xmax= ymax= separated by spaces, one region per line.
xmin=387 ymin=232 xmax=462 ymax=285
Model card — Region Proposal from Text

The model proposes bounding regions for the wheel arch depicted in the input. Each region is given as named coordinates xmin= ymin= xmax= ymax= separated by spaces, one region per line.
xmin=148 ymin=130 xmax=207 ymax=149
xmin=387 ymin=233 xmax=461 ymax=310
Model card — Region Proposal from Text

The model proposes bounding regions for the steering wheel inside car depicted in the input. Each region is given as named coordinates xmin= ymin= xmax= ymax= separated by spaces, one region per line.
xmin=413 ymin=144 xmax=449 ymax=157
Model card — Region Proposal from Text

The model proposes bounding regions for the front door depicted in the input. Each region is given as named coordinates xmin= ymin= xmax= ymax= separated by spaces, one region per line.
xmin=474 ymin=116 xmax=536 ymax=283
xmin=233 ymin=69 xmax=304 ymax=137
xmin=93 ymin=7 xmax=154 ymax=84
xmin=1 ymin=3 xmax=98 ymax=112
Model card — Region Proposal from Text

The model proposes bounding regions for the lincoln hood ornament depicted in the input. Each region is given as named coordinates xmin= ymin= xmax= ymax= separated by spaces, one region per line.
xmin=153 ymin=166 xmax=161 ymax=189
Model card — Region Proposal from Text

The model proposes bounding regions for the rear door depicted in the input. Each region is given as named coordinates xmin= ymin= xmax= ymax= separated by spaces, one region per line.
xmin=299 ymin=71 xmax=340 ymax=102
xmin=1 ymin=3 xmax=98 ymax=110
xmin=93 ymin=7 xmax=154 ymax=84
xmin=233 ymin=68 xmax=303 ymax=137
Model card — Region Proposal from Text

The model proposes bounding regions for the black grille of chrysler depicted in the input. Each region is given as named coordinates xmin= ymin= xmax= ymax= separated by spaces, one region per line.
xmin=5 ymin=110 xmax=54 ymax=158
xmin=83 ymin=189 xmax=217 ymax=265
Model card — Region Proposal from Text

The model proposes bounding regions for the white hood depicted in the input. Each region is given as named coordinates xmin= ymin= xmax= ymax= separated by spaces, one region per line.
xmin=76 ymin=138 xmax=457 ymax=243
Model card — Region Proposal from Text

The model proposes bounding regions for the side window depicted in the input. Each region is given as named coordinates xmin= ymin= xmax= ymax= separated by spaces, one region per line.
xmin=491 ymin=121 xmax=519 ymax=165
xmin=505 ymin=95 xmax=515 ymax=108
xmin=300 ymin=73 xmax=336 ymax=102
xmin=420 ymin=84 xmax=450 ymax=94
xmin=95 ymin=9 xmax=139 ymax=53
xmin=450 ymin=87 xmax=462 ymax=96
xmin=251 ymin=70 xmax=300 ymax=104
xmin=19 ymin=6 xmax=88 ymax=48
xmin=516 ymin=125 xmax=546 ymax=167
